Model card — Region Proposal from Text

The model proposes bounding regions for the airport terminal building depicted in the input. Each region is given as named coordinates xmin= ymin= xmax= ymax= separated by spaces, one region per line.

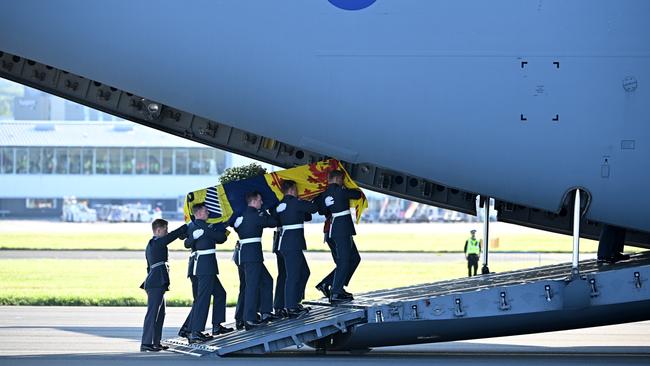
xmin=0 ymin=121 xmax=230 ymax=218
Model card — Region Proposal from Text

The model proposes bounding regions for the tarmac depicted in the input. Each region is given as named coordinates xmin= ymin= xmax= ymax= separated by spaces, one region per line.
xmin=0 ymin=306 xmax=648 ymax=365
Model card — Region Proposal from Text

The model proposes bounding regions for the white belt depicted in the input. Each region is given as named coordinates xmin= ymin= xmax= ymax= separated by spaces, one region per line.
xmin=189 ymin=251 xmax=197 ymax=258
xmin=238 ymin=237 xmax=261 ymax=264
xmin=193 ymin=249 xmax=217 ymax=276
xmin=331 ymin=210 xmax=351 ymax=218
xmin=329 ymin=210 xmax=351 ymax=238
xmin=150 ymin=261 xmax=168 ymax=270
xmin=278 ymin=224 xmax=304 ymax=251
xmin=282 ymin=224 xmax=304 ymax=230
xmin=239 ymin=237 xmax=262 ymax=244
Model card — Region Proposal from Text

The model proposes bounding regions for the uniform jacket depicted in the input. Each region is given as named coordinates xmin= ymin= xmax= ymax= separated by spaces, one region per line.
xmin=316 ymin=183 xmax=362 ymax=238
xmin=232 ymin=206 xmax=277 ymax=263
xmin=272 ymin=195 xmax=318 ymax=252
xmin=141 ymin=224 xmax=187 ymax=290
xmin=185 ymin=220 xmax=227 ymax=276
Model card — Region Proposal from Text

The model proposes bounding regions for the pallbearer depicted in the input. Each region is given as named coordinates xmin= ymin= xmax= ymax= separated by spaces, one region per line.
xmin=316 ymin=170 xmax=363 ymax=303
xmin=273 ymin=180 xmax=318 ymax=317
xmin=186 ymin=203 xmax=233 ymax=344
xmin=233 ymin=191 xmax=278 ymax=330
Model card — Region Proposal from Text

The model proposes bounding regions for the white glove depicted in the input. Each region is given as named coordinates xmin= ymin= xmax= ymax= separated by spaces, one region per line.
xmin=325 ymin=196 xmax=335 ymax=207
xmin=192 ymin=229 xmax=204 ymax=240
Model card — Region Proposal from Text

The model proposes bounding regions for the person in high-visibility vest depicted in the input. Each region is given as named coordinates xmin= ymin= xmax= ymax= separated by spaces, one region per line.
xmin=464 ymin=229 xmax=481 ymax=277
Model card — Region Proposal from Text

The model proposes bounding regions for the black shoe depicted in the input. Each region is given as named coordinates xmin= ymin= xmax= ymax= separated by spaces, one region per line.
xmin=188 ymin=332 xmax=212 ymax=344
xmin=274 ymin=308 xmax=289 ymax=319
xmin=260 ymin=312 xmax=280 ymax=323
xmin=330 ymin=293 xmax=352 ymax=303
xmin=244 ymin=320 xmax=263 ymax=331
xmin=287 ymin=307 xmax=310 ymax=318
xmin=612 ymin=252 xmax=630 ymax=262
xmin=212 ymin=324 xmax=234 ymax=336
xmin=198 ymin=332 xmax=214 ymax=341
xmin=235 ymin=320 xmax=245 ymax=330
xmin=177 ymin=327 xmax=190 ymax=338
xmin=341 ymin=290 xmax=354 ymax=300
xmin=153 ymin=344 xmax=169 ymax=351
xmin=140 ymin=344 xmax=160 ymax=352
xmin=316 ymin=283 xmax=331 ymax=299
xmin=296 ymin=303 xmax=311 ymax=311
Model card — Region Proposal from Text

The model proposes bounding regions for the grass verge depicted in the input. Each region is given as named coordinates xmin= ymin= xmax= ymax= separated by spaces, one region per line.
xmin=0 ymin=258 xmax=563 ymax=306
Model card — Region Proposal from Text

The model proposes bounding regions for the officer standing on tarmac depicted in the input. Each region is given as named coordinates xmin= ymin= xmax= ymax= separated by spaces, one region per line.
xmin=274 ymin=180 xmax=318 ymax=317
xmin=186 ymin=203 xmax=233 ymax=344
xmin=464 ymin=229 xmax=481 ymax=277
xmin=140 ymin=219 xmax=187 ymax=352
xmin=233 ymin=191 xmax=279 ymax=330
xmin=316 ymin=170 xmax=363 ymax=303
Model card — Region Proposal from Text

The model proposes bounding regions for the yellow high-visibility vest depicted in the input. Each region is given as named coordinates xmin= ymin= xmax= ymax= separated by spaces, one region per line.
xmin=466 ymin=238 xmax=480 ymax=255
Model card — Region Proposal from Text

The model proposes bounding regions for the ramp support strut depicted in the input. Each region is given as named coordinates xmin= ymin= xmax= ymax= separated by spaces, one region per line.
xmin=572 ymin=189 xmax=581 ymax=276
xmin=481 ymin=196 xmax=491 ymax=275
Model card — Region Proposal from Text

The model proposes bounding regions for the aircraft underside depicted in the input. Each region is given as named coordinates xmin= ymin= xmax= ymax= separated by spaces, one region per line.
xmin=1 ymin=0 xmax=649 ymax=356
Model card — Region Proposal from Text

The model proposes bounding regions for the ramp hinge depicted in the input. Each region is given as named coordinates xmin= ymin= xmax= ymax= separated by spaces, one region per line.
xmin=454 ymin=298 xmax=465 ymax=317
xmin=291 ymin=335 xmax=304 ymax=349
xmin=411 ymin=305 xmax=419 ymax=319
xmin=375 ymin=310 xmax=384 ymax=323
xmin=634 ymin=272 xmax=642 ymax=289
xmin=544 ymin=285 xmax=553 ymax=302
xmin=334 ymin=322 xmax=348 ymax=333
xmin=589 ymin=278 xmax=600 ymax=297
xmin=499 ymin=291 xmax=511 ymax=311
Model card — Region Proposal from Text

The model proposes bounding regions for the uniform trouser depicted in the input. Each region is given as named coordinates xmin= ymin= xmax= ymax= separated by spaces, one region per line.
xmin=235 ymin=265 xmax=246 ymax=322
xmin=180 ymin=275 xmax=198 ymax=331
xmin=273 ymin=253 xmax=286 ymax=310
xmin=281 ymin=249 xmax=310 ymax=309
xmin=331 ymin=235 xmax=360 ymax=295
xmin=243 ymin=262 xmax=273 ymax=322
xmin=190 ymin=275 xmax=226 ymax=332
xmin=467 ymin=254 xmax=479 ymax=277
xmin=319 ymin=236 xmax=360 ymax=289
xmin=598 ymin=224 xmax=626 ymax=260
xmin=141 ymin=287 xmax=166 ymax=346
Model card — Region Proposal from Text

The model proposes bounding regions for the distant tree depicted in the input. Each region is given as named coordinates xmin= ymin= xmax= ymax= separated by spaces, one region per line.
xmin=219 ymin=163 xmax=267 ymax=184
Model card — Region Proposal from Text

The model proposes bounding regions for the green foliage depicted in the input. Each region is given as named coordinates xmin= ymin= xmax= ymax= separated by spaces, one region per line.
xmin=0 ymin=227 xmax=603 ymax=253
xmin=219 ymin=163 xmax=267 ymax=184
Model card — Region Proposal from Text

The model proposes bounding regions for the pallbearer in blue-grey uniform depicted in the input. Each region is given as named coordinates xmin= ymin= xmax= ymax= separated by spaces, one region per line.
xmin=316 ymin=170 xmax=363 ymax=303
xmin=233 ymin=191 xmax=279 ymax=330
xmin=273 ymin=180 xmax=318 ymax=317
xmin=186 ymin=203 xmax=233 ymax=344
xmin=140 ymin=219 xmax=187 ymax=352
xmin=179 ymin=215 xmax=233 ymax=339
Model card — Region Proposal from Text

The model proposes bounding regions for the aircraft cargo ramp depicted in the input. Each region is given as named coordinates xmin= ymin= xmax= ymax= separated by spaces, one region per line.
xmin=163 ymin=252 xmax=650 ymax=356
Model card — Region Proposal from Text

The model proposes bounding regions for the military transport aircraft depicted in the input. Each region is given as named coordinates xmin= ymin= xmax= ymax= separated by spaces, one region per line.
xmin=1 ymin=0 xmax=648 ymax=356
